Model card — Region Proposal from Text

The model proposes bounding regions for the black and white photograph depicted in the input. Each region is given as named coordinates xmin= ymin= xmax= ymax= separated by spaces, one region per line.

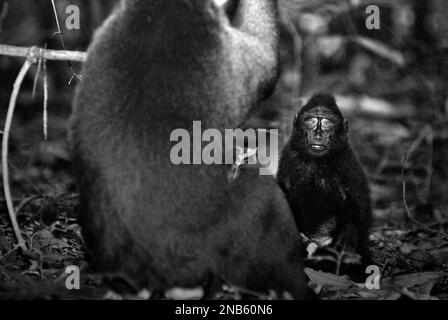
xmin=0 ymin=0 xmax=448 ymax=303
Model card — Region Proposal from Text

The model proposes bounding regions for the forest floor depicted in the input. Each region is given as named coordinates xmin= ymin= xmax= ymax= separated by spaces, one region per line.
xmin=0 ymin=104 xmax=447 ymax=300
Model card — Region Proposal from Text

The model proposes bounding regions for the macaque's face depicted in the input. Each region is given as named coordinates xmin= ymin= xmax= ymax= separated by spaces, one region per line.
xmin=295 ymin=106 xmax=347 ymax=157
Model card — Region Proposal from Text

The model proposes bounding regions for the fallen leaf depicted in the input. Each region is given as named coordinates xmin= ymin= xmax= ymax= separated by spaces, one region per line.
xmin=382 ymin=272 xmax=443 ymax=289
xmin=401 ymin=282 xmax=435 ymax=300
xmin=305 ymin=268 xmax=354 ymax=290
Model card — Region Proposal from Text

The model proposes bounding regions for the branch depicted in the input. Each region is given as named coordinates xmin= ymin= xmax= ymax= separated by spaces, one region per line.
xmin=0 ymin=44 xmax=86 ymax=62
xmin=0 ymin=44 xmax=85 ymax=252
xmin=49 ymin=0 xmax=82 ymax=83
xmin=402 ymin=138 xmax=448 ymax=241
xmin=2 ymin=58 xmax=32 ymax=252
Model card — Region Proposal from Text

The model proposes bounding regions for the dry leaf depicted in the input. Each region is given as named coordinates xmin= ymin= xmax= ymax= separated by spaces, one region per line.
xmin=305 ymin=267 xmax=354 ymax=290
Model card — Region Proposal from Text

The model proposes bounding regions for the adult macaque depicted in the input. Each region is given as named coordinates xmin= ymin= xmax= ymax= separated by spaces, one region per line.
xmin=277 ymin=94 xmax=372 ymax=269
xmin=70 ymin=0 xmax=306 ymax=298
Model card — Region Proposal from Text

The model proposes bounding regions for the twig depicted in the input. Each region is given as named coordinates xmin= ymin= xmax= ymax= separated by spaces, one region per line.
xmin=407 ymin=125 xmax=432 ymax=157
xmin=50 ymin=0 xmax=82 ymax=83
xmin=402 ymin=138 xmax=448 ymax=241
xmin=31 ymin=46 xmax=49 ymax=139
xmin=423 ymin=126 xmax=434 ymax=202
xmin=0 ymin=44 xmax=86 ymax=62
xmin=335 ymin=245 xmax=346 ymax=275
xmin=43 ymin=54 xmax=48 ymax=139
xmin=15 ymin=195 xmax=43 ymax=217
xmin=31 ymin=51 xmax=43 ymax=97
xmin=381 ymin=259 xmax=389 ymax=274
xmin=2 ymin=53 xmax=35 ymax=251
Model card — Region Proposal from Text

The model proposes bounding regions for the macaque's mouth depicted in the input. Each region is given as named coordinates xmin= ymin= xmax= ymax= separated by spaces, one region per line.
xmin=309 ymin=144 xmax=327 ymax=151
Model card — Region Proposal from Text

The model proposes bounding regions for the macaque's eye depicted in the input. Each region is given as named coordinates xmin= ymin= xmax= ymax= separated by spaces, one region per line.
xmin=305 ymin=117 xmax=318 ymax=129
xmin=321 ymin=118 xmax=334 ymax=130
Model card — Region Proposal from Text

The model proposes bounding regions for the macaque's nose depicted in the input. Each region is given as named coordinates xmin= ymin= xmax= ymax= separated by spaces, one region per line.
xmin=314 ymin=128 xmax=323 ymax=140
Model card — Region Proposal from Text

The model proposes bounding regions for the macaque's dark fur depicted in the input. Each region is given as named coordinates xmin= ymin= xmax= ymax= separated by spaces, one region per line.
xmin=70 ymin=0 xmax=306 ymax=298
xmin=277 ymin=94 xmax=372 ymax=265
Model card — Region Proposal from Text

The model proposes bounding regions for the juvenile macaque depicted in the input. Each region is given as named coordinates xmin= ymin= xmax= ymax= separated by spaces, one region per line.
xmin=70 ymin=0 xmax=306 ymax=298
xmin=277 ymin=94 xmax=372 ymax=268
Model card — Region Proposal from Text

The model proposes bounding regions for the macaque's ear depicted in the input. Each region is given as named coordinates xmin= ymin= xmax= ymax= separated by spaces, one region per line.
xmin=344 ymin=119 xmax=349 ymax=132
xmin=294 ymin=113 xmax=299 ymax=123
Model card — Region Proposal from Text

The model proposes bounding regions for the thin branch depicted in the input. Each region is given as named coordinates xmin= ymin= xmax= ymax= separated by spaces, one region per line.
xmin=423 ymin=126 xmax=434 ymax=202
xmin=2 ymin=58 xmax=32 ymax=251
xmin=402 ymin=138 xmax=448 ymax=241
xmin=32 ymin=49 xmax=43 ymax=97
xmin=335 ymin=246 xmax=346 ymax=276
xmin=43 ymin=56 xmax=49 ymax=140
xmin=15 ymin=195 xmax=43 ymax=217
xmin=50 ymin=0 xmax=63 ymax=38
xmin=50 ymin=0 xmax=82 ymax=82
xmin=0 ymin=44 xmax=86 ymax=62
